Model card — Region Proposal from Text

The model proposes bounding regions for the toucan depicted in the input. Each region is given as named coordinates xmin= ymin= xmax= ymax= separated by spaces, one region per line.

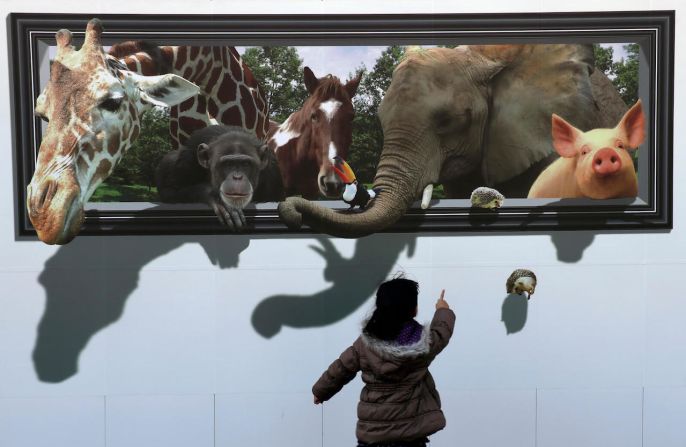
xmin=332 ymin=156 xmax=381 ymax=209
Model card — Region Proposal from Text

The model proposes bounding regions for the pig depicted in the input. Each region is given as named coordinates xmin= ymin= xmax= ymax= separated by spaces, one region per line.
xmin=528 ymin=100 xmax=645 ymax=199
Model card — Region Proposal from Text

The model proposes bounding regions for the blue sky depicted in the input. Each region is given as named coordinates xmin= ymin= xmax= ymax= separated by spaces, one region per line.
xmin=49 ymin=44 xmax=631 ymax=81
xmin=237 ymin=44 xmax=631 ymax=80
xmin=46 ymin=43 xmax=631 ymax=86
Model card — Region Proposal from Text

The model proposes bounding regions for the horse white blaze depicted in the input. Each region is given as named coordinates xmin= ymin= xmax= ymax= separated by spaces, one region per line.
xmin=328 ymin=142 xmax=338 ymax=161
xmin=319 ymin=99 xmax=342 ymax=122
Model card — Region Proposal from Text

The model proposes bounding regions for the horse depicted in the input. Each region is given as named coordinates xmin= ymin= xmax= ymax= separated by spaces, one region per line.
xmin=268 ymin=67 xmax=361 ymax=200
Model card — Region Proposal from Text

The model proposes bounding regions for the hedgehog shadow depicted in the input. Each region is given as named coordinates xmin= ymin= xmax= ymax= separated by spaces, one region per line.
xmin=518 ymin=199 xmax=610 ymax=263
xmin=467 ymin=207 xmax=499 ymax=227
xmin=468 ymin=199 xmax=596 ymax=263
xmin=501 ymin=292 xmax=529 ymax=335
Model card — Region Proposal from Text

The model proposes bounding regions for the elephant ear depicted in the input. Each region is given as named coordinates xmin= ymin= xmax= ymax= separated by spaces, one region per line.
xmin=479 ymin=44 xmax=625 ymax=186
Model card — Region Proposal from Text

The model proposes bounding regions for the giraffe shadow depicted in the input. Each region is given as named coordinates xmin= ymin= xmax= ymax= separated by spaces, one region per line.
xmin=34 ymin=225 xmax=416 ymax=382
xmin=251 ymin=234 xmax=417 ymax=338
xmin=33 ymin=232 xmax=249 ymax=383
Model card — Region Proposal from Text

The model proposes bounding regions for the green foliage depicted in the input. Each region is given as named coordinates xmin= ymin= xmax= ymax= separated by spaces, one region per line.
xmin=91 ymin=184 xmax=159 ymax=202
xmin=242 ymin=46 xmax=309 ymax=123
xmin=593 ymin=43 xmax=640 ymax=106
xmin=593 ymin=44 xmax=614 ymax=74
xmin=92 ymin=107 xmax=171 ymax=201
xmin=612 ymin=43 xmax=640 ymax=106
xmin=348 ymin=46 xmax=406 ymax=184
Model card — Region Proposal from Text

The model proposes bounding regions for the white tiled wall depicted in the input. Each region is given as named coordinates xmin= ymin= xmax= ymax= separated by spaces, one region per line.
xmin=643 ymin=387 xmax=686 ymax=447
xmin=106 ymin=395 xmax=214 ymax=447
xmin=0 ymin=1 xmax=684 ymax=446
xmin=537 ymin=388 xmax=644 ymax=447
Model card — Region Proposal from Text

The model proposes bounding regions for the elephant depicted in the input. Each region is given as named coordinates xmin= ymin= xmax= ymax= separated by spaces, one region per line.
xmin=278 ymin=44 xmax=628 ymax=238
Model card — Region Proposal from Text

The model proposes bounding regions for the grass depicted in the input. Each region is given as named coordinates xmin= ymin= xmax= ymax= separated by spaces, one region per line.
xmin=91 ymin=182 xmax=447 ymax=203
xmin=90 ymin=183 xmax=158 ymax=202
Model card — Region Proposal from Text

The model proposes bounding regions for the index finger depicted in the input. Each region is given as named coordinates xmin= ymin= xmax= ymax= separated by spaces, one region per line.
xmin=439 ymin=289 xmax=445 ymax=300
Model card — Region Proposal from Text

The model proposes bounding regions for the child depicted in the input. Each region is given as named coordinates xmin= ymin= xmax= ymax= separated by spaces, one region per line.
xmin=312 ymin=276 xmax=456 ymax=447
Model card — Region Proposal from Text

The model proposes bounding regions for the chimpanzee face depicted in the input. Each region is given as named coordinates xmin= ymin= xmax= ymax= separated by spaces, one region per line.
xmin=197 ymin=132 xmax=268 ymax=209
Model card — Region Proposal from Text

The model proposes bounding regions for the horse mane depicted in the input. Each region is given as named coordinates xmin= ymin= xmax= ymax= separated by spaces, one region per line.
xmin=312 ymin=75 xmax=350 ymax=102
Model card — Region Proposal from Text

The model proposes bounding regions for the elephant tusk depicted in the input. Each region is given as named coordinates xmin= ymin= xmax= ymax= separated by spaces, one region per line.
xmin=421 ymin=184 xmax=433 ymax=209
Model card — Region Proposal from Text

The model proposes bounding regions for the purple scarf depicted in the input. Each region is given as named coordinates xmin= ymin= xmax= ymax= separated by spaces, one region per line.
xmin=395 ymin=320 xmax=423 ymax=346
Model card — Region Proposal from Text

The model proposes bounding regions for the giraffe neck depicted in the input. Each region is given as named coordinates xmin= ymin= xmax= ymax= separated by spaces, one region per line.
xmin=115 ymin=44 xmax=269 ymax=148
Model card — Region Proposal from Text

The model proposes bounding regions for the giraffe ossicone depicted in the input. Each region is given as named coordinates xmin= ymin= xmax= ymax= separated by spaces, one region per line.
xmin=28 ymin=19 xmax=200 ymax=245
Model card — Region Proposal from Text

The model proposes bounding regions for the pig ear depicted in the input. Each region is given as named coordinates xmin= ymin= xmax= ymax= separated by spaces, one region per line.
xmin=551 ymin=114 xmax=581 ymax=158
xmin=619 ymin=100 xmax=646 ymax=149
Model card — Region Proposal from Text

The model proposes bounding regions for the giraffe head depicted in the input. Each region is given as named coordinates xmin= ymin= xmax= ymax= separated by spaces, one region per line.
xmin=29 ymin=19 xmax=199 ymax=244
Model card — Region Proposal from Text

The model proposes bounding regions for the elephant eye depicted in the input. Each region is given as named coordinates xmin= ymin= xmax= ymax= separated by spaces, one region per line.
xmin=434 ymin=109 xmax=471 ymax=134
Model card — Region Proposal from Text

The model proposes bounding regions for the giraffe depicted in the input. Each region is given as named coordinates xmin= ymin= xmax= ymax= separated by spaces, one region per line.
xmin=28 ymin=19 xmax=268 ymax=244
xmin=108 ymin=40 xmax=269 ymax=146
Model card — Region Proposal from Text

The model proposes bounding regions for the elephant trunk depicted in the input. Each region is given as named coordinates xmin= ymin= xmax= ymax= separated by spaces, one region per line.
xmin=279 ymin=128 xmax=437 ymax=238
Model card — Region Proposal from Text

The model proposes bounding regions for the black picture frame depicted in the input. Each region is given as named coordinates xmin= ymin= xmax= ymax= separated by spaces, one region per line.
xmin=8 ymin=11 xmax=674 ymax=237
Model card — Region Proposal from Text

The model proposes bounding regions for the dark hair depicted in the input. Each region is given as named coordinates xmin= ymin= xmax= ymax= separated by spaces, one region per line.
xmin=363 ymin=275 xmax=419 ymax=341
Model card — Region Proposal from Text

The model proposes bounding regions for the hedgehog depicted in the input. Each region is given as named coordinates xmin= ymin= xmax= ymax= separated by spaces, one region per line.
xmin=470 ymin=187 xmax=505 ymax=210
xmin=506 ymin=269 xmax=537 ymax=299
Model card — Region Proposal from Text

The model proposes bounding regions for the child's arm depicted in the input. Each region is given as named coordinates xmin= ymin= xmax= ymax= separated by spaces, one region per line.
xmin=312 ymin=342 xmax=361 ymax=403
xmin=428 ymin=290 xmax=456 ymax=358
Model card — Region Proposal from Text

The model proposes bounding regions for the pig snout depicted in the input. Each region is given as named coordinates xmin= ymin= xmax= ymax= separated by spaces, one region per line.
xmin=592 ymin=148 xmax=622 ymax=176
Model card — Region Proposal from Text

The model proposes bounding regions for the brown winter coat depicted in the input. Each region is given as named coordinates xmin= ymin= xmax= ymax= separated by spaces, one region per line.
xmin=312 ymin=308 xmax=456 ymax=444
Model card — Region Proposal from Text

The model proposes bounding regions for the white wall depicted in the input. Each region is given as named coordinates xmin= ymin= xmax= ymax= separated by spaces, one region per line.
xmin=0 ymin=1 xmax=684 ymax=446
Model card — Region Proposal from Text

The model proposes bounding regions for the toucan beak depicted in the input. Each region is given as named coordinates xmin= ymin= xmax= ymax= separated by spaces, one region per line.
xmin=333 ymin=156 xmax=356 ymax=183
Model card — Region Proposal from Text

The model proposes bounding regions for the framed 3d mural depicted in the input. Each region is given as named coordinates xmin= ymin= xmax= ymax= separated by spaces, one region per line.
xmin=9 ymin=12 xmax=674 ymax=243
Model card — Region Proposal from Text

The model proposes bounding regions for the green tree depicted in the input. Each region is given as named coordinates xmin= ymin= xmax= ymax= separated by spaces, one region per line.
xmin=348 ymin=45 xmax=406 ymax=183
xmin=108 ymin=107 xmax=171 ymax=189
xmin=593 ymin=44 xmax=614 ymax=74
xmin=242 ymin=46 xmax=309 ymax=123
xmin=612 ymin=43 xmax=640 ymax=105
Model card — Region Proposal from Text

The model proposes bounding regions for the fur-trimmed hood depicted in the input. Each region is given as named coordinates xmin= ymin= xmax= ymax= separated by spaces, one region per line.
xmin=313 ymin=308 xmax=456 ymax=444
xmin=359 ymin=321 xmax=432 ymax=360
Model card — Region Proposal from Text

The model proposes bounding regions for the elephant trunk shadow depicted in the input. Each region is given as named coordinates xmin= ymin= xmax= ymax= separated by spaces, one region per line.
xmin=33 ymin=230 xmax=414 ymax=381
xmin=252 ymin=235 xmax=416 ymax=338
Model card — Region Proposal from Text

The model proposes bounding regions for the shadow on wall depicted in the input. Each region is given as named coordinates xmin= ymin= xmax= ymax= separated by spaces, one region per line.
xmin=35 ymin=200 xmax=641 ymax=382
xmin=469 ymin=201 xmax=597 ymax=263
xmin=550 ymin=231 xmax=595 ymax=263
xmin=519 ymin=199 xmax=604 ymax=263
xmin=33 ymin=230 xmax=416 ymax=383
xmin=251 ymin=234 xmax=417 ymax=338
xmin=501 ymin=293 xmax=529 ymax=335
xmin=33 ymin=234 xmax=250 ymax=383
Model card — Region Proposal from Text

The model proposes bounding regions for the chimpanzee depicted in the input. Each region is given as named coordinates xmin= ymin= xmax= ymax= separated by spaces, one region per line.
xmin=155 ymin=125 xmax=284 ymax=231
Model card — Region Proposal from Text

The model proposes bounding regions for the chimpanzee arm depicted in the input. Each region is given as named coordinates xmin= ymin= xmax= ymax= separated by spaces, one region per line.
xmin=206 ymin=194 xmax=247 ymax=231
xmin=156 ymin=152 xmax=247 ymax=231
xmin=155 ymin=148 xmax=210 ymax=203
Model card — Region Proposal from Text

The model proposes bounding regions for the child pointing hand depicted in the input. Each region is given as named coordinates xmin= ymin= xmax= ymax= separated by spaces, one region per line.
xmin=312 ymin=276 xmax=455 ymax=447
